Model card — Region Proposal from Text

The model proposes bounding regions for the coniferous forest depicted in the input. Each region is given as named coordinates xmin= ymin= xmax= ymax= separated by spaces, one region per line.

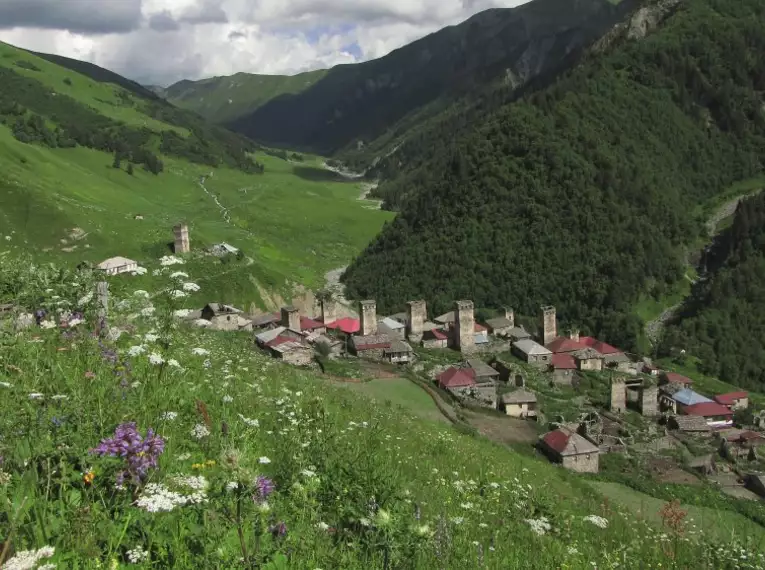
xmin=662 ymin=192 xmax=765 ymax=390
xmin=341 ymin=0 xmax=765 ymax=352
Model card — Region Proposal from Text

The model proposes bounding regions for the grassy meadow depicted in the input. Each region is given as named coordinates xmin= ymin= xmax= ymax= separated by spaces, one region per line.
xmin=1 ymin=258 xmax=765 ymax=569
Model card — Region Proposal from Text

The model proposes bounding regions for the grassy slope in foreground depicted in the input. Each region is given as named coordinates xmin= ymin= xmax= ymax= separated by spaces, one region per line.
xmin=0 ymin=262 xmax=763 ymax=568
xmin=0 ymin=125 xmax=393 ymax=307
xmin=163 ymin=70 xmax=328 ymax=124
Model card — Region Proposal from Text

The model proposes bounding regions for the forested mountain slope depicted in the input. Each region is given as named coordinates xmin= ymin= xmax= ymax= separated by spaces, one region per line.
xmin=158 ymin=70 xmax=328 ymax=124
xmin=662 ymin=192 xmax=765 ymax=390
xmin=341 ymin=0 xmax=765 ymax=352
xmin=227 ymin=0 xmax=637 ymax=155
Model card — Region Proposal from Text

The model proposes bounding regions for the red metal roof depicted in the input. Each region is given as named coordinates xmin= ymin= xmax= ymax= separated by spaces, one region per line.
xmin=738 ymin=431 xmax=765 ymax=442
xmin=664 ymin=371 xmax=693 ymax=385
xmin=714 ymin=392 xmax=748 ymax=405
xmin=474 ymin=323 xmax=487 ymax=332
xmin=542 ymin=430 xmax=570 ymax=454
xmin=266 ymin=335 xmax=295 ymax=348
xmin=300 ymin=316 xmax=325 ymax=331
xmin=684 ymin=402 xmax=734 ymax=417
xmin=579 ymin=336 xmax=622 ymax=355
xmin=551 ymin=353 xmax=577 ymax=370
xmin=424 ymin=328 xmax=448 ymax=340
xmin=546 ymin=337 xmax=587 ymax=354
xmin=437 ymin=367 xmax=476 ymax=389
xmin=324 ymin=317 xmax=360 ymax=334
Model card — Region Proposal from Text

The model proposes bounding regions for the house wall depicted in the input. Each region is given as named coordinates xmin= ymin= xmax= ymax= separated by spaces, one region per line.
xmin=730 ymin=397 xmax=749 ymax=411
xmin=578 ymin=358 xmax=603 ymax=372
xmin=639 ymin=386 xmax=659 ymax=417
xmin=354 ymin=347 xmax=386 ymax=361
xmin=387 ymin=352 xmax=412 ymax=364
xmin=561 ymin=452 xmax=599 ymax=473
xmin=505 ymin=402 xmax=536 ymax=418
xmin=489 ymin=325 xmax=512 ymax=337
xmin=422 ymin=338 xmax=448 ymax=349
xmin=282 ymin=348 xmax=313 ymax=366
xmin=211 ymin=314 xmax=239 ymax=331
xmin=553 ymin=369 xmax=575 ymax=386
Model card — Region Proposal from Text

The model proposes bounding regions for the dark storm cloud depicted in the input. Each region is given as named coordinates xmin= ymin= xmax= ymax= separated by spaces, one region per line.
xmin=148 ymin=10 xmax=181 ymax=32
xmin=0 ymin=0 xmax=143 ymax=33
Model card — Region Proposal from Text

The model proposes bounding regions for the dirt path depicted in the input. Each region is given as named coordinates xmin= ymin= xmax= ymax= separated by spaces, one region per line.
xmin=199 ymin=174 xmax=231 ymax=224
xmin=323 ymin=266 xmax=358 ymax=318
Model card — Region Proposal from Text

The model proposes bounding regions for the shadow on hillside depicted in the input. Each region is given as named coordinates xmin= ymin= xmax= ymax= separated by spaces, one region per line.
xmin=292 ymin=166 xmax=349 ymax=183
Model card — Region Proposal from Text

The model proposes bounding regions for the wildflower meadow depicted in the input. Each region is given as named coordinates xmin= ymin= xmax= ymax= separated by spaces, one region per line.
xmin=1 ymin=256 xmax=764 ymax=569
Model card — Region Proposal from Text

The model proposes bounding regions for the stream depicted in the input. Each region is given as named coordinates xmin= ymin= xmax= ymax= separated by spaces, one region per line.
xmin=199 ymin=174 xmax=231 ymax=224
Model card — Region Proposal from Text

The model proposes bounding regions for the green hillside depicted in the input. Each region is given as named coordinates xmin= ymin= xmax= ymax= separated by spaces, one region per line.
xmin=160 ymin=70 xmax=328 ymax=124
xmin=0 ymin=264 xmax=763 ymax=568
xmin=0 ymin=41 xmax=393 ymax=309
xmin=227 ymin=0 xmax=637 ymax=155
xmin=662 ymin=191 xmax=765 ymax=390
xmin=341 ymin=0 xmax=765 ymax=353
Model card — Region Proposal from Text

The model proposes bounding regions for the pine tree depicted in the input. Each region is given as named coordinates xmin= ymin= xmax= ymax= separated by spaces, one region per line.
xmin=112 ymin=151 xmax=121 ymax=169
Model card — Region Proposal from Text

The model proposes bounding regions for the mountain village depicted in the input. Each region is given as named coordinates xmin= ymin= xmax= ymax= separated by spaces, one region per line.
xmin=80 ymin=225 xmax=765 ymax=499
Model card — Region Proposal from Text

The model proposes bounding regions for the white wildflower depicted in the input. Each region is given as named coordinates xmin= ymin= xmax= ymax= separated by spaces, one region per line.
xmin=28 ymin=393 xmax=44 ymax=400
xmin=222 ymin=395 xmax=233 ymax=403
xmin=140 ymin=307 xmax=155 ymax=317
xmin=191 ymin=348 xmax=209 ymax=356
xmin=144 ymin=333 xmax=159 ymax=343
xmin=77 ymin=291 xmax=94 ymax=306
xmin=135 ymin=483 xmax=187 ymax=512
xmin=226 ymin=481 xmax=240 ymax=491
xmin=39 ymin=320 xmax=57 ymax=329
xmin=173 ymin=309 xmax=191 ymax=318
xmin=203 ymin=359 xmax=211 ymax=368
xmin=132 ymin=266 xmax=148 ymax=275
xmin=67 ymin=318 xmax=84 ymax=328
xmin=170 ymin=271 xmax=189 ymax=279
xmin=133 ymin=290 xmax=150 ymax=298
xmin=182 ymin=282 xmax=200 ymax=292
xmin=525 ymin=517 xmax=552 ymax=536
xmin=238 ymin=414 xmax=259 ymax=428
xmin=38 ymin=564 xmax=56 ymax=570
xmin=170 ymin=290 xmax=187 ymax=299
xmin=316 ymin=522 xmax=329 ymax=531
xmin=176 ymin=453 xmax=191 ymax=461
xmin=167 ymin=359 xmax=181 ymax=368
xmin=190 ymin=424 xmax=210 ymax=439
xmin=148 ymin=352 xmax=164 ymax=366
xmin=127 ymin=345 xmax=146 ymax=356
xmin=161 ymin=411 xmax=178 ymax=421
xmin=171 ymin=475 xmax=209 ymax=491
xmin=51 ymin=395 xmax=68 ymax=401
xmin=583 ymin=515 xmax=608 ymax=529
xmin=126 ymin=546 xmax=149 ymax=564
xmin=159 ymin=255 xmax=185 ymax=266
xmin=193 ymin=319 xmax=211 ymax=327
xmin=258 ymin=456 xmax=271 ymax=464
xmin=4 ymin=235 xmax=10 ymax=241
xmin=0 ymin=381 xmax=12 ymax=388
xmin=301 ymin=469 xmax=317 ymax=478
xmin=1 ymin=546 xmax=55 ymax=570
xmin=568 ymin=546 xmax=580 ymax=555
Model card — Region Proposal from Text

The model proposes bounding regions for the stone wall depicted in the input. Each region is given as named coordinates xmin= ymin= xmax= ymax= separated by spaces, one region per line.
xmin=173 ymin=223 xmax=190 ymax=254
xmin=281 ymin=307 xmax=301 ymax=332
xmin=211 ymin=314 xmax=239 ymax=331
xmin=321 ymin=299 xmax=337 ymax=324
xmin=406 ymin=300 xmax=427 ymax=342
xmin=561 ymin=452 xmax=599 ymax=473
xmin=640 ymin=386 xmax=659 ymax=417
xmin=359 ymin=300 xmax=377 ymax=336
xmin=283 ymin=348 xmax=313 ymax=366
xmin=610 ymin=377 xmax=626 ymax=413
xmin=541 ymin=305 xmax=557 ymax=346
xmin=454 ymin=300 xmax=475 ymax=352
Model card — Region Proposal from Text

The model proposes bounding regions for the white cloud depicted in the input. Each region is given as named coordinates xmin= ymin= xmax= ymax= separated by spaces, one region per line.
xmin=0 ymin=0 xmax=527 ymax=86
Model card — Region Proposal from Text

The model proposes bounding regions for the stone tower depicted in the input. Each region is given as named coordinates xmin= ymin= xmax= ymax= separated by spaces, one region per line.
xmin=359 ymin=300 xmax=377 ymax=336
xmin=610 ymin=376 xmax=626 ymax=413
xmin=569 ymin=328 xmax=580 ymax=342
xmin=639 ymin=385 xmax=659 ymax=417
xmin=173 ymin=223 xmax=190 ymax=254
xmin=281 ymin=306 xmax=301 ymax=332
xmin=406 ymin=300 xmax=427 ymax=342
xmin=541 ymin=305 xmax=557 ymax=346
xmin=454 ymin=300 xmax=475 ymax=352
xmin=504 ymin=307 xmax=515 ymax=328
xmin=321 ymin=298 xmax=337 ymax=325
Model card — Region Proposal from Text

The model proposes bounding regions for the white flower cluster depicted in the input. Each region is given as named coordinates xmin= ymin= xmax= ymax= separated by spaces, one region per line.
xmin=0 ymin=381 xmax=12 ymax=388
xmin=524 ymin=516 xmax=552 ymax=536
xmin=170 ymin=290 xmax=187 ymax=299
xmin=170 ymin=271 xmax=189 ymax=279
xmin=159 ymin=255 xmax=185 ymax=266
xmin=238 ymin=414 xmax=259 ymax=428
xmin=161 ymin=411 xmax=178 ymax=421
xmin=144 ymin=333 xmax=159 ymax=343
xmin=133 ymin=290 xmax=150 ymax=298
xmin=182 ymin=282 xmax=200 ymax=292
xmin=135 ymin=482 xmax=207 ymax=513
xmin=126 ymin=546 xmax=149 ymax=564
xmin=173 ymin=309 xmax=191 ymax=318
xmin=131 ymin=267 xmax=148 ymax=275
xmin=583 ymin=515 xmax=609 ymax=529
xmin=39 ymin=320 xmax=57 ymax=330
xmin=167 ymin=359 xmax=181 ymax=369
xmin=140 ymin=307 xmax=155 ymax=317
xmin=190 ymin=424 xmax=210 ymax=439
xmin=128 ymin=345 xmax=147 ymax=356
xmin=148 ymin=352 xmax=165 ymax=366
xmin=171 ymin=475 xmax=209 ymax=491
xmin=222 ymin=395 xmax=233 ymax=403
xmin=2 ymin=545 xmax=55 ymax=570
xmin=191 ymin=347 xmax=209 ymax=356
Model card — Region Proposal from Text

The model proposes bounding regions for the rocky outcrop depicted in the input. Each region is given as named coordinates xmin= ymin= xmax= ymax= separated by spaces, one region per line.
xmin=592 ymin=0 xmax=683 ymax=53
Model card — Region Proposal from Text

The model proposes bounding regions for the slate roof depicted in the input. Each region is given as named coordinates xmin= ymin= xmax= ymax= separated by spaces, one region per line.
xmin=513 ymin=339 xmax=552 ymax=356
xmin=434 ymin=311 xmax=455 ymax=324
xmin=437 ymin=367 xmax=476 ymax=389
xmin=502 ymin=389 xmax=537 ymax=404
xmin=379 ymin=317 xmax=405 ymax=330
xmin=508 ymin=327 xmax=531 ymax=340
xmin=672 ymin=388 xmax=713 ymax=406
xmin=714 ymin=392 xmax=749 ymax=406
xmin=255 ymin=326 xmax=287 ymax=344
xmin=205 ymin=303 xmax=243 ymax=316
xmin=385 ymin=339 xmax=413 ymax=354
xmin=97 ymin=256 xmax=137 ymax=270
xmin=659 ymin=383 xmax=684 ymax=397
xmin=352 ymin=333 xmax=391 ymax=350
xmin=466 ymin=359 xmax=499 ymax=378
xmin=250 ymin=312 xmax=281 ymax=327
xmin=684 ymin=402 xmax=734 ymax=418
xmin=572 ymin=348 xmax=604 ymax=361
xmin=541 ymin=429 xmax=598 ymax=456
xmin=486 ymin=317 xmax=513 ymax=330
xmin=669 ymin=415 xmax=711 ymax=432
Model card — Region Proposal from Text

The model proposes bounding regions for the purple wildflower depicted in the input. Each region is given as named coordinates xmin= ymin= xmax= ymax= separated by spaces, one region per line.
xmin=34 ymin=309 xmax=46 ymax=325
xmin=253 ymin=476 xmax=275 ymax=503
xmin=90 ymin=422 xmax=165 ymax=486
xmin=269 ymin=522 xmax=287 ymax=539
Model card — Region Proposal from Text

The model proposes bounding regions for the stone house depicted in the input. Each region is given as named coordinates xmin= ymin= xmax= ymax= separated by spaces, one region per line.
xmin=684 ymin=402 xmax=734 ymax=429
xmin=572 ymin=348 xmax=604 ymax=371
xmin=209 ymin=242 xmax=239 ymax=257
xmin=667 ymin=415 xmax=711 ymax=435
xmin=201 ymin=303 xmax=243 ymax=331
xmin=507 ymin=326 xmax=532 ymax=342
xmin=744 ymin=474 xmax=765 ymax=499
xmin=660 ymin=371 xmax=694 ymax=389
xmin=308 ymin=334 xmax=344 ymax=357
xmin=437 ymin=366 xmax=497 ymax=407
xmin=250 ymin=312 xmax=282 ymax=331
xmin=512 ymin=339 xmax=552 ymax=368
xmin=97 ymin=256 xmax=138 ymax=276
xmin=714 ymin=391 xmax=749 ymax=411
xmin=473 ymin=323 xmax=490 ymax=347
xmin=538 ymin=428 xmax=599 ymax=473
xmin=490 ymin=359 xmax=526 ymax=386
xmin=434 ymin=311 xmax=456 ymax=331
xmin=268 ymin=340 xmax=313 ymax=365
xmin=384 ymin=339 xmax=414 ymax=364
xmin=466 ymin=359 xmax=500 ymax=384
xmin=550 ymin=353 xmax=577 ymax=385
xmin=502 ymin=389 xmax=537 ymax=419
xmin=485 ymin=308 xmax=514 ymax=337
xmin=378 ymin=317 xmax=406 ymax=340
xmin=421 ymin=328 xmax=448 ymax=349
xmin=350 ymin=333 xmax=391 ymax=360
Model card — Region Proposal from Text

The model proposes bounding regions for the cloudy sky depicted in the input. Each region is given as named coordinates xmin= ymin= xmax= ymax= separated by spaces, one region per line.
xmin=0 ymin=0 xmax=528 ymax=86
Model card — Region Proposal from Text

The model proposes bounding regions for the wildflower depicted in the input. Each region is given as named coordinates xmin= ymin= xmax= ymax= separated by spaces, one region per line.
xmin=140 ymin=307 xmax=155 ymax=317
xmin=222 ymin=395 xmax=233 ymax=403
xmin=40 ymin=319 xmax=57 ymax=329
xmin=29 ymin=393 xmax=44 ymax=399
xmin=525 ymin=517 xmax=552 ymax=536
xmin=316 ymin=522 xmax=330 ymax=531
xmin=135 ymin=483 xmax=188 ymax=512
xmin=191 ymin=348 xmax=209 ymax=356
xmin=159 ymin=255 xmax=185 ymax=266
xmin=583 ymin=515 xmax=609 ymax=529
xmin=171 ymin=475 xmax=209 ymax=491
xmin=160 ymin=411 xmax=178 ymax=421
xmin=167 ymin=359 xmax=181 ymax=368
xmin=170 ymin=271 xmax=189 ymax=279
xmin=51 ymin=394 xmax=68 ymax=401
xmin=1 ymin=546 xmax=55 ymax=570
xmin=173 ymin=309 xmax=191 ymax=318
xmin=375 ymin=509 xmax=392 ymax=527
xmin=0 ymin=381 xmax=12 ymax=388
xmin=126 ymin=546 xmax=149 ymax=563
xmin=83 ymin=470 xmax=95 ymax=485
xmin=182 ymin=282 xmax=200 ymax=292
xmin=90 ymin=422 xmax=165 ymax=487
xmin=177 ymin=453 xmax=191 ymax=461
xmin=190 ymin=424 xmax=210 ymax=439
xmin=254 ymin=476 xmax=275 ymax=503
xmin=301 ymin=469 xmax=317 ymax=478
xmin=258 ymin=456 xmax=271 ymax=464
xmin=132 ymin=267 xmax=148 ymax=275
xmin=227 ymin=481 xmax=240 ymax=491
xmin=269 ymin=522 xmax=288 ymax=539
xmin=133 ymin=290 xmax=150 ymax=298
xmin=170 ymin=290 xmax=187 ymax=299
xmin=148 ymin=352 xmax=164 ymax=366
xmin=144 ymin=333 xmax=159 ymax=343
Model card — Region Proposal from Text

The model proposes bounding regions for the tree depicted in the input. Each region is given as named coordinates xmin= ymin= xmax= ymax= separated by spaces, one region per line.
xmin=112 ymin=151 xmax=121 ymax=169
xmin=127 ymin=162 xmax=134 ymax=176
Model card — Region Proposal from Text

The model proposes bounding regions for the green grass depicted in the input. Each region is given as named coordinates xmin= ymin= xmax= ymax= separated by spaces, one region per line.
xmin=590 ymin=481 xmax=765 ymax=546
xmin=164 ymin=70 xmax=328 ymax=124
xmin=0 ymin=125 xmax=393 ymax=309
xmin=634 ymin=267 xmax=698 ymax=325
xmin=1 ymin=262 xmax=764 ymax=568
xmin=0 ymin=42 xmax=185 ymax=134
xmin=338 ymin=377 xmax=448 ymax=424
